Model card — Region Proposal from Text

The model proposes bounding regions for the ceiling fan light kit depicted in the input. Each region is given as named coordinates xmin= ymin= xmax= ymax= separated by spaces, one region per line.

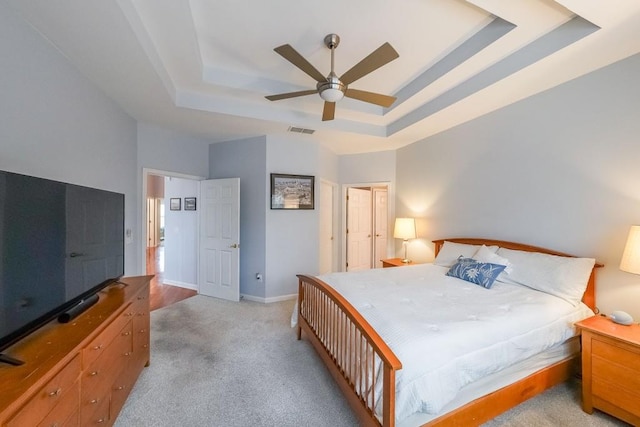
xmin=266 ymin=33 xmax=398 ymax=121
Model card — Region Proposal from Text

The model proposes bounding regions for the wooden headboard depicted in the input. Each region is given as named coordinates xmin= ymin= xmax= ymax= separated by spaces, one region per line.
xmin=433 ymin=238 xmax=603 ymax=312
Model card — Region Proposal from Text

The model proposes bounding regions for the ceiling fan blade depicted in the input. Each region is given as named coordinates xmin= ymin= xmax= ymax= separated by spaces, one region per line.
xmin=340 ymin=42 xmax=399 ymax=86
xmin=265 ymin=89 xmax=318 ymax=101
xmin=344 ymin=88 xmax=397 ymax=108
xmin=274 ymin=44 xmax=326 ymax=83
xmin=322 ymin=101 xmax=336 ymax=121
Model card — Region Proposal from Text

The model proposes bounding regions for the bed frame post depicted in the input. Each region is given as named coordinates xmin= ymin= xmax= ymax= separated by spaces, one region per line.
xmin=297 ymin=279 xmax=304 ymax=340
xmin=383 ymin=366 xmax=396 ymax=427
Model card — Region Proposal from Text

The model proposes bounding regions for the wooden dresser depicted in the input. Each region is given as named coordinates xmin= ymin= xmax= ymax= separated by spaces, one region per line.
xmin=0 ymin=275 xmax=152 ymax=427
xmin=576 ymin=315 xmax=640 ymax=426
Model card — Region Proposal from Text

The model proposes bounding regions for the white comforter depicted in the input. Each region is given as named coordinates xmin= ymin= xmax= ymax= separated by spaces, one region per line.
xmin=313 ymin=263 xmax=593 ymax=422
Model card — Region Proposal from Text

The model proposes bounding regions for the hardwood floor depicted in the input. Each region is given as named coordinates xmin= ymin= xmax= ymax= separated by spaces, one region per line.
xmin=147 ymin=245 xmax=197 ymax=311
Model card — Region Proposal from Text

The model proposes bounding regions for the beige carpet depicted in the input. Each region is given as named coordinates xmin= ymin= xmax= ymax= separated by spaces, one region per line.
xmin=115 ymin=295 xmax=629 ymax=427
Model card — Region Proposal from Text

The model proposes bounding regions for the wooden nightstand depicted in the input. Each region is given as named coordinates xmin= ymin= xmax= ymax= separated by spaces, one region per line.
xmin=381 ymin=258 xmax=414 ymax=268
xmin=575 ymin=315 xmax=640 ymax=425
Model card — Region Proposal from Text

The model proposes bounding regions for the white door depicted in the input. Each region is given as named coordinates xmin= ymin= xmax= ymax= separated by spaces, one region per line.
xmin=198 ymin=178 xmax=240 ymax=301
xmin=346 ymin=187 xmax=372 ymax=272
xmin=319 ymin=181 xmax=335 ymax=274
xmin=373 ymin=188 xmax=388 ymax=268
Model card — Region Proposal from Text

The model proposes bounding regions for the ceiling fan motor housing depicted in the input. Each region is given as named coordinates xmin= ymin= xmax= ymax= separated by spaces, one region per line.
xmin=317 ymin=72 xmax=346 ymax=102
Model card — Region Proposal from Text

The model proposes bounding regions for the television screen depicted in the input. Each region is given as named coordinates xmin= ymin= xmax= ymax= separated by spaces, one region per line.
xmin=0 ymin=170 xmax=124 ymax=354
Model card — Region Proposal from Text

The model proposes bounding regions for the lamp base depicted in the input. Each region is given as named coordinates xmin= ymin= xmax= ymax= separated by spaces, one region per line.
xmin=401 ymin=259 xmax=411 ymax=264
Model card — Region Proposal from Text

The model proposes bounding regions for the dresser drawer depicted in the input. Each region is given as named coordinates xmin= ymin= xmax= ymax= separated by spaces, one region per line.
xmin=6 ymin=354 xmax=80 ymax=427
xmin=35 ymin=379 xmax=80 ymax=427
xmin=81 ymin=395 xmax=110 ymax=427
xmin=81 ymin=321 xmax=133 ymax=401
xmin=83 ymin=303 xmax=134 ymax=368
xmin=110 ymin=368 xmax=134 ymax=420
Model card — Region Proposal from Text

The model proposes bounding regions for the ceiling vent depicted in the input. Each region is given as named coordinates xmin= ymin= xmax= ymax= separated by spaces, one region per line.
xmin=287 ymin=126 xmax=315 ymax=135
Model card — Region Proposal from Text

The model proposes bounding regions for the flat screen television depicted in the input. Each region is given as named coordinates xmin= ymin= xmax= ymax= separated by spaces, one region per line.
xmin=0 ymin=170 xmax=124 ymax=364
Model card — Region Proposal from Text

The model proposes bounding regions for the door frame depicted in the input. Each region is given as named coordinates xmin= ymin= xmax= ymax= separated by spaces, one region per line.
xmin=140 ymin=168 xmax=206 ymax=278
xmin=340 ymin=181 xmax=395 ymax=272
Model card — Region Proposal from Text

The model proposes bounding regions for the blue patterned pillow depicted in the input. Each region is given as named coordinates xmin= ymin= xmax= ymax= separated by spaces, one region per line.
xmin=446 ymin=257 xmax=507 ymax=289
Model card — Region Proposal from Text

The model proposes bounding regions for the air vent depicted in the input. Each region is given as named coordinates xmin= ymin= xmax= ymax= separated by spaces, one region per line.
xmin=287 ymin=126 xmax=315 ymax=135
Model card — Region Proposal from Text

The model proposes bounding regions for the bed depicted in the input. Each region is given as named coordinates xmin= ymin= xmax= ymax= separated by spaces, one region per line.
xmin=295 ymin=238 xmax=602 ymax=427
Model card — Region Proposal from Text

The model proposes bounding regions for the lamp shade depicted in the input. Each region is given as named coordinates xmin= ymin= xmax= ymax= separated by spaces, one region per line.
xmin=319 ymin=87 xmax=344 ymax=102
xmin=620 ymin=225 xmax=640 ymax=275
xmin=394 ymin=218 xmax=416 ymax=240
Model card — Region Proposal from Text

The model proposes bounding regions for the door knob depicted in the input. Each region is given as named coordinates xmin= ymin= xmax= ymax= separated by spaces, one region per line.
xmin=229 ymin=243 xmax=239 ymax=248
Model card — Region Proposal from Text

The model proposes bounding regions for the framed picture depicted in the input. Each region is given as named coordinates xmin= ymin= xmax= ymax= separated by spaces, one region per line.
xmin=184 ymin=197 xmax=197 ymax=211
xmin=169 ymin=198 xmax=181 ymax=211
xmin=270 ymin=173 xmax=314 ymax=210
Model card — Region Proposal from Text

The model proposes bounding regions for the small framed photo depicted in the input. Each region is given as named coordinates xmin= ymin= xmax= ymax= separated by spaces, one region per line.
xmin=184 ymin=197 xmax=197 ymax=211
xmin=270 ymin=173 xmax=314 ymax=210
xmin=169 ymin=198 xmax=181 ymax=211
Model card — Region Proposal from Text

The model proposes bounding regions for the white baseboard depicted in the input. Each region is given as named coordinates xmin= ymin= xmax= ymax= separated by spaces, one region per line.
xmin=241 ymin=293 xmax=297 ymax=304
xmin=163 ymin=280 xmax=198 ymax=291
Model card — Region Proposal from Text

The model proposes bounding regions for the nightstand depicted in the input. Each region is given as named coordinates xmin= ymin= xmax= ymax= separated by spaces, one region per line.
xmin=575 ymin=315 xmax=640 ymax=425
xmin=381 ymin=258 xmax=414 ymax=268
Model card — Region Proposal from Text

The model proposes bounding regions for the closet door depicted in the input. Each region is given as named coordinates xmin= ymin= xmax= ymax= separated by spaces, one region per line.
xmin=346 ymin=188 xmax=372 ymax=272
xmin=373 ymin=188 xmax=388 ymax=268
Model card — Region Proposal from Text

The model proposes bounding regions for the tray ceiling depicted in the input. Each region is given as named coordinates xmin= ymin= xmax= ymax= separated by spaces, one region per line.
xmin=6 ymin=0 xmax=640 ymax=154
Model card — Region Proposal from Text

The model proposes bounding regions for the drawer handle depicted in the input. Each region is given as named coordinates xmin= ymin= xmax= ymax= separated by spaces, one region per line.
xmin=139 ymin=329 xmax=146 ymax=333
xmin=48 ymin=388 xmax=62 ymax=397
xmin=89 ymin=370 xmax=99 ymax=377
xmin=97 ymin=418 xmax=105 ymax=424
xmin=122 ymin=331 xmax=131 ymax=336
xmin=143 ymin=344 xmax=148 ymax=348
xmin=92 ymin=344 xmax=103 ymax=351
xmin=90 ymin=398 xmax=100 ymax=404
xmin=123 ymin=352 xmax=131 ymax=356
xmin=115 ymin=385 xmax=125 ymax=391
xmin=137 ymin=296 xmax=145 ymax=300
xmin=125 ymin=312 xmax=134 ymax=317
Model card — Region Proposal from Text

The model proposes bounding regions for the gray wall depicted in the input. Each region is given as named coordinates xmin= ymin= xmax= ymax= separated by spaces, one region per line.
xmin=265 ymin=135 xmax=339 ymax=299
xmin=0 ymin=6 xmax=138 ymax=275
xmin=163 ymin=177 xmax=199 ymax=288
xmin=137 ymin=123 xmax=211 ymax=178
xmin=209 ymin=136 xmax=267 ymax=298
xmin=396 ymin=52 xmax=640 ymax=319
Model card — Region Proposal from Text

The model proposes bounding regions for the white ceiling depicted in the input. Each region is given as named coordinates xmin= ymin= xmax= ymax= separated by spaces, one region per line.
xmin=6 ymin=0 xmax=640 ymax=154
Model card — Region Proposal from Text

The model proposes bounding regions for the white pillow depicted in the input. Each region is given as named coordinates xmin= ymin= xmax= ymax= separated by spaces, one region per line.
xmin=434 ymin=241 xmax=497 ymax=267
xmin=495 ymin=247 xmax=595 ymax=306
xmin=473 ymin=245 xmax=513 ymax=275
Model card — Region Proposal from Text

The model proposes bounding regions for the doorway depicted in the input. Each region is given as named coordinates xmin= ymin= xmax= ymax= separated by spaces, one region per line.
xmin=342 ymin=182 xmax=393 ymax=272
xmin=141 ymin=169 xmax=204 ymax=307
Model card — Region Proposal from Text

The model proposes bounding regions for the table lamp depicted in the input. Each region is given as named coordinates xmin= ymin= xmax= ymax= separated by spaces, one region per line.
xmin=394 ymin=218 xmax=416 ymax=263
xmin=620 ymin=225 xmax=640 ymax=275
xmin=615 ymin=225 xmax=640 ymax=325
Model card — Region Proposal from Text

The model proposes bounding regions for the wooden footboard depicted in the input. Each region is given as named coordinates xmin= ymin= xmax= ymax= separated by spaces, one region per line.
xmin=296 ymin=274 xmax=402 ymax=427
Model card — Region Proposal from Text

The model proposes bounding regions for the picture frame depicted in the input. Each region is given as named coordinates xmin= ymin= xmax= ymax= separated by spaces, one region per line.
xmin=184 ymin=197 xmax=197 ymax=211
xmin=169 ymin=198 xmax=181 ymax=211
xmin=270 ymin=173 xmax=314 ymax=210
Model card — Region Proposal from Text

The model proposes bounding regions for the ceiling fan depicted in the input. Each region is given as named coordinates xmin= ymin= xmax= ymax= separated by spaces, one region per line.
xmin=265 ymin=34 xmax=399 ymax=121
